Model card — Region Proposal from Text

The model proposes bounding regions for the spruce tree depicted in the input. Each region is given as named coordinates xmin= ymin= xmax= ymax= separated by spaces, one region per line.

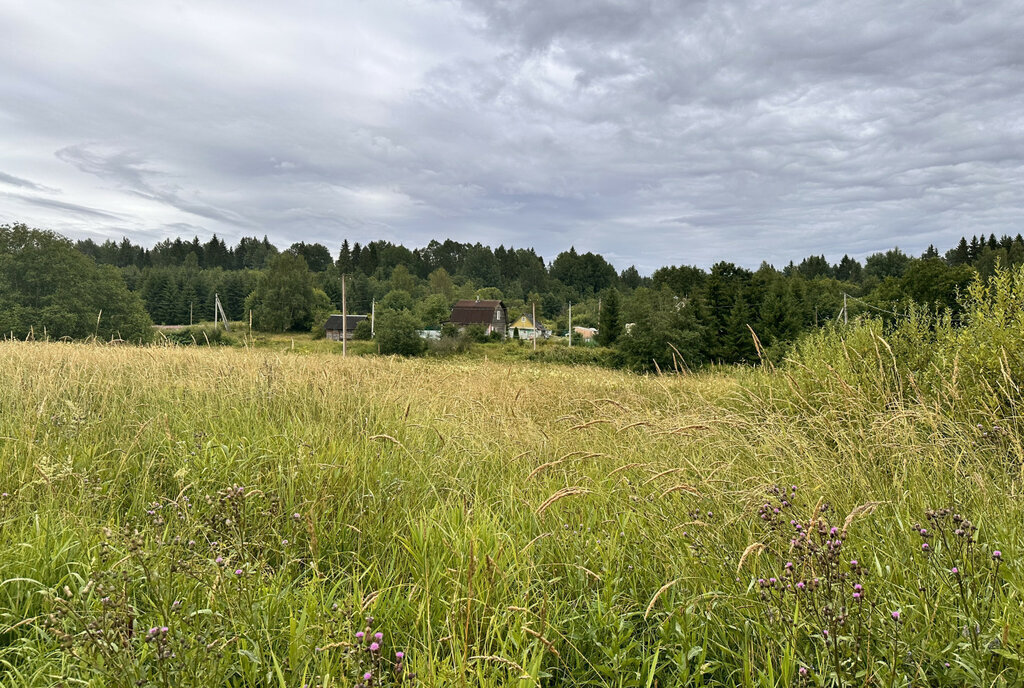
xmin=597 ymin=288 xmax=622 ymax=346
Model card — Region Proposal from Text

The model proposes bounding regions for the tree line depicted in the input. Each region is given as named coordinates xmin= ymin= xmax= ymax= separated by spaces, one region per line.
xmin=3 ymin=222 xmax=1022 ymax=370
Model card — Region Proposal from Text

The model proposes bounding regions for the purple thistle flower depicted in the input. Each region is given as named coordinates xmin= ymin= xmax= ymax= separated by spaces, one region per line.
xmin=374 ymin=632 xmax=383 ymax=641
xmin=796 ymin=581 xmax=805 ymax=590
xmin=853 ymin=584 xmax=862 ymax=592
xmin=369 ymin=642 xmax=380 ymax=652
xmin=922 ymin=543 xmax=930 ymax=551
xmin=993 ymin=550 xmax=1002 ymax=560
xmin=850 ymin=560 xmax=858 ymax=567
xmin=234 ymin=569 xmax=243 ymax=576
xmin=799 ymin=666 xmax=808 ymax=676
xmin=395 ymin=651 xmax=404 ymax=659
xmin=892 ymin=610 xmax=901 ymax=621
xmin=852 ymin=592 xmax=862 ymax=600
xmin=215 ymin=556 xmax=224 ymax=565
xmin=951 ymin=567 xmax=959 ymax=574
xmin=356 ymin=631 xmax=364 ymax=639
xmin=364 ymin=672 xmax=372 ymax=681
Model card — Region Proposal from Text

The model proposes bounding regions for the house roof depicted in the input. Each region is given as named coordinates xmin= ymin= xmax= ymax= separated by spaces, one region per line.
xmin=514 ymin=313 xmax=548 ymax=330
xmin=324 ymin=314 xmax=368 ymax=331
xmin=448 ymin=300 xmax=505 ymax=325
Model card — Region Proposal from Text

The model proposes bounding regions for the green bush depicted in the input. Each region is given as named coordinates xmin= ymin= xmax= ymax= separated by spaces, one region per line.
xmin=375 ymin=310 xmax=425 ymax=356
xmin=780 ymin=263 xmax=1024 ymax=417
xmin=464 ymin=324 xmax=488 ymax=343
xmin=352 ymin=320 xmax=373 ymax=340
xmin=425 ymin=333 xmax=472 ymax=357
xmin=528 ymin=344 xmax=616 ymax=368
xmin=158 ymin=324 xmax=235 ymax=346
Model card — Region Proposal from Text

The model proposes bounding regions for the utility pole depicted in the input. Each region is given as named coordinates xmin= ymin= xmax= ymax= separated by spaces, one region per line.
xmin=342 ymin=273 xmax=347 ymax=358
xmin=371 ymin=299 xmax=375 ymax=337
xmin=843 ymin=293 xmax=848 ymax=325
xmin=214 ymin=293 xmax=230 ymax=331
xmin=568 ymin=301 xmax=572 ymax=348
xmin=532 ymin=302 xmax=537 ymax=351
xmin=190 ymin=302 xmax=193 ymax=326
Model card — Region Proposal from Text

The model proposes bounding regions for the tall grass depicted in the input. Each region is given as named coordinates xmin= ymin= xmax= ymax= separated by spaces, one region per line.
xmin=1 ymin=269 xmax=1023 ymax=687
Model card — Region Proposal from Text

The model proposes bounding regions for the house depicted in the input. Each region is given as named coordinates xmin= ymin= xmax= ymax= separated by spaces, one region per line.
xmin=509 ymin=313 xmax=550 ymax=339
xmin=447 ymin=299 xmax=508 ymax=336
xmin=573 ymin=326 xmax=598 ymax=342
xmin=324 ymin=314 xmax=368 ymax=341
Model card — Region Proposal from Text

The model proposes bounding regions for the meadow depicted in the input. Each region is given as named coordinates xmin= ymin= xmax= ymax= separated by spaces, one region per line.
xmin=1 ymin=271 xmax=1024 ymax=687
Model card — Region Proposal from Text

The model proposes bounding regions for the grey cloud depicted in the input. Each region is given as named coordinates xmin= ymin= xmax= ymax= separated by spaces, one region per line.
xmin=55 ymin=144 xmax=252 ymax=227
xmin=0 ymin=0 xmax=1022 ymax=271
xmin=3 ymin=192 xmax=125 ymax=220
xmin=0 ymin=171 xmax=54 ymax=191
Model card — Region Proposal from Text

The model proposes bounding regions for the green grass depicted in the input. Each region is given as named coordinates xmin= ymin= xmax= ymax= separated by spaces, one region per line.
xmin=0 ymin=314 xmax=1022 ymax=686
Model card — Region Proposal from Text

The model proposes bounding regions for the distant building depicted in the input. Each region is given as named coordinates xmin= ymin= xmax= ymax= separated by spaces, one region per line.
xmin=509 ymin=313 xmax=550 ymax=339
xmin=573 ymin=326 xmax=598 ymax=342
xmin=447 ymin=299 xmax=508 ymax=336
xmin=324 ymin=314 xmax=368 ymax=341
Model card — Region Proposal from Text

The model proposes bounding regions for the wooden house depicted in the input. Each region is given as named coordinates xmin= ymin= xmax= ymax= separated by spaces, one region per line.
xmin=509 ymin=313 xmax=550 ymax=339
xmin=324 ymin=314 xmax=368 ymax=341
xmin=447 ymin=299 xmax=507 ymax=336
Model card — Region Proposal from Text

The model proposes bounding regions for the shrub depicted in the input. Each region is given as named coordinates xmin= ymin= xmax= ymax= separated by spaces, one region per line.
xmin=374 ymin=310 xmax=424 ymax=356
xmin=352 ymin=320 xmax=373 ymax=340
xmin=528 ymin=344 xmax=615 ymax=368
xmin=464 ymin=325 xmax=488 ymax=343
xmin=780 ymin=263 xmax=1024 ymax=417
xmin=425 ymin=334 xmax=472 ymax=357
xmin=158 ymin=324 xmax=234 ymax=346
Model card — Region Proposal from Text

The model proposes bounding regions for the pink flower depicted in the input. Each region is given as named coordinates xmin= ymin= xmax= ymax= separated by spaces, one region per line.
xmin=370 ymin=642 xmax=380 ymax=652
xmin=374 ymin=632 xmax=383 ymax=641
xmin=395 ymin=651 xmax=404 ymax=659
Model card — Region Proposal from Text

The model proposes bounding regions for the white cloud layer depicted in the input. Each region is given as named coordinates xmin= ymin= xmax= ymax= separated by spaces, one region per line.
xmin=1 ymin=0 xmax=1023 ymax=271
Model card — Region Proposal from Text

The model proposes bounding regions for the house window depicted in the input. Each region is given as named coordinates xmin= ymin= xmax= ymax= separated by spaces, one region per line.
xmin=496 ymin=309 xmax=502 ymax=320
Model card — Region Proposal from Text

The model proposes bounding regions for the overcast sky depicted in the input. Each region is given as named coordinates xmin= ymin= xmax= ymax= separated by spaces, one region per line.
xmin=1 ymin=0 xmax=1023 ymax=272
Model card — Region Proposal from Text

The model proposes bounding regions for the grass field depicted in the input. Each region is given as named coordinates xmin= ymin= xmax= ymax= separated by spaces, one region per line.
xmin=0 ymin=325 xmax=1022 ymax=686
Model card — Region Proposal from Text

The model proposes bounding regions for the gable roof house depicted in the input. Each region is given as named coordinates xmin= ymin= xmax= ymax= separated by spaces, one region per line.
xmin=509 ymin=313 xmax=550 ymax=339
xmin=447 ymin=299 xmax=507 ymax=336
xmin=573 ymin=326 xmax=598 ymax=342
xmin=324 ymin=314 xmax=368 ymax=341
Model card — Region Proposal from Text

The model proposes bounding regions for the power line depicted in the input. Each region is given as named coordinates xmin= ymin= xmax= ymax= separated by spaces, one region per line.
xmin=842 ymin=293 xmax=914 ymax=320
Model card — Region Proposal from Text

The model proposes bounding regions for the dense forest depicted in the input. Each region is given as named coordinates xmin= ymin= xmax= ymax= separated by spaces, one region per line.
xmin=3 ymin=221 xmax=1022 ymax=369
